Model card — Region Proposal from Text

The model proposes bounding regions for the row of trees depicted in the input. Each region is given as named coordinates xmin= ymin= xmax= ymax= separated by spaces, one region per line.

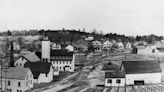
xmin=0 ymin=29 xmax=163 ymax=44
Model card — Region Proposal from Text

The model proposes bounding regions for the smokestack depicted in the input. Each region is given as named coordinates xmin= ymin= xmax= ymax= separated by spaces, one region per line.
xmin=10 ymin=42 xmax=14 ymax=67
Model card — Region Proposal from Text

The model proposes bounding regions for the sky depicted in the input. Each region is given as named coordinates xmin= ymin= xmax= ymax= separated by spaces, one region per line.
xmin=0 ymin=0 xmax=164 ymax=36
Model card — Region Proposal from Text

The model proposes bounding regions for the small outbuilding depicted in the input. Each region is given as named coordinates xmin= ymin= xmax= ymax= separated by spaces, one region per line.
xmin=105 ymin=71 xmax=125 ymax=87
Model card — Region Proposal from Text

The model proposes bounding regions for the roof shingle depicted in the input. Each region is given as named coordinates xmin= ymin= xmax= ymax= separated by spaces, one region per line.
xmin=122 ymin=60 xmax=162 ymax=74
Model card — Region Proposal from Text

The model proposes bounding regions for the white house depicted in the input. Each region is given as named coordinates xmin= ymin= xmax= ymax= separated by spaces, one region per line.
xmin=24 ymin=62 xmax=53 ymax=84
xmin=51 ymin=50 xmax=75 ymax=72
xmin=103 ymin=40 xmax=112 ymax=50
xmin=126 ymin=42 xmax=132 ymax=50
xmin=51 ymin=43 xmax=61 ymax=50
xmin=105 ymin=71 xmax=125 ymax=87
xmin=13 ymin=42 xmax=21 ymax=50
xmin=66 ymin=45 xmax=74 ymax=52
xmin=85 ymin=36 xmax=94 ymax=41
xmin=122 ymin=60 xmax=162 ymax=85
xmin=14 ymin=53 xmax=40 ymax=67
xmin=0 ymin=67 xmax=33 ymax=92
xmin=136 ymin=45 xmax=159 ymax=55
xmin=115 ymin=42 xmax=124 ymax=49
xmin=92 ymin=40 xmax=102 ymax=52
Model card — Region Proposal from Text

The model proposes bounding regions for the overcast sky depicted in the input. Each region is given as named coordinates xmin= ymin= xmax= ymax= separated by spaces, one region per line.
xmin=0 ymin=0 xmax=164 ymax=36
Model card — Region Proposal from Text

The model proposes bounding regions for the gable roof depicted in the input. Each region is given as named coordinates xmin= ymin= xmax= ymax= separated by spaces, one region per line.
xmin=105 ymin=71 xmax=125 ymax=78
xmin=23 ymin=53 xmax=40 ymax=62
xmin=50 ymin=50 xmax=73 ymax=56
xmin=122 ymin=60 xmax=162 ymax=74
xmin=35 ymin=52 xmax=41 ymax=59
xmin=0 ymin=67 xmax=30 ymax=80
xmin=24 ymin=62 xmax=51 ymax=79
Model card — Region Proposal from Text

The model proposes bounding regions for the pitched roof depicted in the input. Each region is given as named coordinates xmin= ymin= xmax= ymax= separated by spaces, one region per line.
xmin=24 ymin=62 xmax=51 ymax=79
xmin=0 ymin=67 xmax=30 ymax=80
xmin=105 ymin=71 xmax=125 ymax=78
xmin=122 ymin=60 xmax=162 ymax=74
xmin=50 ymin=50 xmax=73 ymax=56
xmin=23 ymin=53 xmax=40 ymax=62
xmin=35 ymin=52 xmax=41 ymax=59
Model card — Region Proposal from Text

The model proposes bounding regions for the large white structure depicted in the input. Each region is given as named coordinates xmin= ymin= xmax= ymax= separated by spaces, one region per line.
xmin=51 ymin=50 xmax=75 ymax=72
xmin=42 ymin=37 xmax=50 ymax=62
xmin=122 ymin=61 xmax=162 ymax=85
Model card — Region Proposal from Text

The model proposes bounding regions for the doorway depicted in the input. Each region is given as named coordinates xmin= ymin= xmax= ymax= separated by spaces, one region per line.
xmin=134 ymin=80 xmax=144 ymax=85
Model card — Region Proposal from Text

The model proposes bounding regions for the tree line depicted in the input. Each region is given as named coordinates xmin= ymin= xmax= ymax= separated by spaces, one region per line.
xmin=0 ymin=29 xmax=163 ymax=44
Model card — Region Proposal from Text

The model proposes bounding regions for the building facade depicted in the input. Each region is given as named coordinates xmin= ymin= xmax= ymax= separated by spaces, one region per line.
xmin=122 ymin=61 xmax=162 ymax=85
xmin=0 ymin=67 xmax=33 ymax=92
xmin=51 ymin=50 xmax=75 ymax=72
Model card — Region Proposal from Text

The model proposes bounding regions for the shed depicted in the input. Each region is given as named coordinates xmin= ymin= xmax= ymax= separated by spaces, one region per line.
xmin=105 ymin=71 xmax=125 ymax=87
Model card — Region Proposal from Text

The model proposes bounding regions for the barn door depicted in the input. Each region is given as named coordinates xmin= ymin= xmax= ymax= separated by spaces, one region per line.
xmin=134 ymin=80 xmax=144 ymax=85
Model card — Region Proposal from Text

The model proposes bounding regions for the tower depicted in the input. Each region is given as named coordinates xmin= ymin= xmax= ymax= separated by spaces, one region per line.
xmin=41 ymin=36 xmax=50 ymax=62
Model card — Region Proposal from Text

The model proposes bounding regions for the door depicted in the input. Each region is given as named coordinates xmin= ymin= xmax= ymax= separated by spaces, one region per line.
xmin=134 ymin=80 xmax=144 ymax=85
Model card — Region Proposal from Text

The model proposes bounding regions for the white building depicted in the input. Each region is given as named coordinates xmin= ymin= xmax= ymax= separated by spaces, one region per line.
xmin=13 ymin=42 xmax=21 ymax=50
xmin=51 ymin=43 xmax=61 ymax=50
xmin=126 ymin=42 xmax=132 ymax=50
xmin=24 ymin=62 xmax=53 ymax=84
xmin=115 ymin=42 xmax=124 ymax=49
xmin=51 ymin=50 xmax=75 ymax=72
xmin=103 ymin=40 xmax=112 ymax=50
xmin=105 ymin=71 xmax=125 ymax=87
xmin=66 ymin=45 xmax=74 ymax=52
xmin=122 ymin=61 xmax=162 ymax=85
xmin=42 ymin=37 xmax=50 ymax=62
xmin=92 ymin=40 xmax=102 ymax=52
xmin=0 ymin=67 xmax=33 ymax=92
xmin=85 ymin=36 xmax=94 ymax=41
xmin=136 ymin=45 xmax=159 ymax=56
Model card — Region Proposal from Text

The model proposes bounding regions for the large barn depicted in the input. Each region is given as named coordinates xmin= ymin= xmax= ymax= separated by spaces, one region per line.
xmin=122 ymin=60 xmax=162 ymax=85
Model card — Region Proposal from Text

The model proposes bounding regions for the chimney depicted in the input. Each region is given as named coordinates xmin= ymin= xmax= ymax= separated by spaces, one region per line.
xmin=10 ymin=42 xmax=14 ymax=67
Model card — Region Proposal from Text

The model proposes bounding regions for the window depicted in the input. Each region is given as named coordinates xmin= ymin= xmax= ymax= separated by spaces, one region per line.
xmin=152 ymin=49 xmax=155 ymax=53
xmin=17 ymin=90 xmax=22 ymax=92
xmin=18 ymin=82 xmax=21 ymax=87
xmin=107 ymin=79 xmax=112 ymax=83
xmin=116 ymin=79 xmax=121 ymax=84
xmin=8 ymin=81 xmax=10 ymax=86
xmin=26 ymin=82 xmax=28 ymax=86
xmin=31 ymin=80 xmax=32 ymax=84
xmin=27 ymin=75 xmax=28 ymax=80
xmin=30 ymin=74 xmax=33 ymax=78
xmin=7 ymin=89 xmax=11 ymax=92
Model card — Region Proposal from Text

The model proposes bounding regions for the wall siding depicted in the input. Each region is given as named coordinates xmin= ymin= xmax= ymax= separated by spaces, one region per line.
xmin=126 ymin=73 xmax=161 ymax=85
xmin=105 ymin=78 xmax=125 ymax=87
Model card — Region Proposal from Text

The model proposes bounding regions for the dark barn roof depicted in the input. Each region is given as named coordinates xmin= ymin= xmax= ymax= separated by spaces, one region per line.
xmin=122 ymin=60 xmax=162 ymax=74
xmin=35 ymin=52 xmax=41 ymax=59
xmin=50 ymin=50 xmax=73 ymax=56
xmin=24 ymin=62 xmax=51 ymax=79
xmin=105 ymin=71 xmax=125 ymax=78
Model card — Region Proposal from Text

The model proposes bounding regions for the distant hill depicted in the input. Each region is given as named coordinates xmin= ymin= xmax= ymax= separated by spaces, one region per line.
xmin=0 ymin=29 xmax=163 ymax=44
